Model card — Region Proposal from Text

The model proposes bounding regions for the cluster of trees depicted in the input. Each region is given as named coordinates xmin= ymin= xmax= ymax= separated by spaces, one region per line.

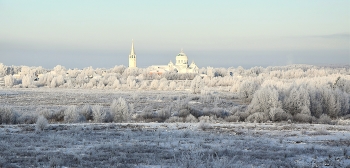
xmin=1 ymin=63 xmax=350 ymax=123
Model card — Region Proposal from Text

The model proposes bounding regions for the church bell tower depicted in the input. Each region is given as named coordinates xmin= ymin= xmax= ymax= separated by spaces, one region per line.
xmin=128 ymin=40 xmax=137 ymax=68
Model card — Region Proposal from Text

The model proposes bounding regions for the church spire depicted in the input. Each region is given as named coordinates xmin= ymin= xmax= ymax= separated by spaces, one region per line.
xmin=128 ymin=39 xmax=137 ymax=68
xmin=130 ymin=39 xmax=135 ymax=55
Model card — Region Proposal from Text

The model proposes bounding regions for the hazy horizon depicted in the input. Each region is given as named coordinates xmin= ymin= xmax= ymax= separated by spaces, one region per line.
xmin=1 ymin=1 xmax=349 ymax=69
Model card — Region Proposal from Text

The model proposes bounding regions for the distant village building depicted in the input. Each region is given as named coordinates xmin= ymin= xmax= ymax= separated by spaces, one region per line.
xmin=149 ymin=49 xmax=199 ymax=74
xmin=128 ymin=40 xmax=137 ymax=68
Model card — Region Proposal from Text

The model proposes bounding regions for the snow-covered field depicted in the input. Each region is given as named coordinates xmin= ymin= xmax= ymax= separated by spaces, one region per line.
xmin=1 ymin=63 xmax=350 ymax=167
xmin=0 ymin=88 xmax=349 ymax=167
xmin=1 ymin=122 xmax=350 ymax=167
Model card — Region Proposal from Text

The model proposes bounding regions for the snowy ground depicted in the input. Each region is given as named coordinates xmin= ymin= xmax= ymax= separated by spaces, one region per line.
xmin=1 ymin=88 xmax=350 ymax=167
xmin=1 ymin=122 xmax=350 ymax=167
xmin=0 ymin=87 xmax=240 ymax=117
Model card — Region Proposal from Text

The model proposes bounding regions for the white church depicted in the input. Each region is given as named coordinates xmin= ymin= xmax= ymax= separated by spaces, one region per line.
xmin=128 ymin=40 xmax=199 ymax=74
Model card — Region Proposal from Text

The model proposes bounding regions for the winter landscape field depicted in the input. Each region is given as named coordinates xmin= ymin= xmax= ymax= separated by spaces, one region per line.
xmin=1 ymin=63 xmax=350 ymax=167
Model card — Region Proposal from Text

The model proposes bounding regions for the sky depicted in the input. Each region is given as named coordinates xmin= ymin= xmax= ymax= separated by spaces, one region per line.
xmin=0 ymin=0 xmax=349 ymax=69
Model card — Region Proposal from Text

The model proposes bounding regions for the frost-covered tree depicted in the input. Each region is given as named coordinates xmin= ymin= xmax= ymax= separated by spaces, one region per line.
xmin=4 ymin=75 xmax=15 ymax=87
xmin=246 ymin=86 xmax=281 ymax=118
xmin=283 ymin=85 xmax=310 ymax=116
xmin=207 ymin=67 xmax=214 ymax=78
xmin=150 ymin=80 xmax=159 ymax=90
xmin=112 ymin=79 xmax=121 ymax=89
xmin=0 ymin=63 xmax=6 ymax=75
xmin=22 ymin=75 xmax=33 ymax=88
xmin=53 ymin=65 xmax=66 ymax=74
xmin=322 ymin=88 xmax=340 ymax=118
xmin=308 ymin=87 xmax=324 ymax=118
xmin=190 ymin=76 xmax=202 ymax=94
xmin=110 ymin=97 xmax=130 ymax=122
xmin=238 ymin=78 xmax=261 ymax=103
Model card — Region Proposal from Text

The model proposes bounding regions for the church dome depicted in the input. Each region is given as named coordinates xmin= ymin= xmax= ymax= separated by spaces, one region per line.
xmin=175 ymin=49 xmax=188 ymax=66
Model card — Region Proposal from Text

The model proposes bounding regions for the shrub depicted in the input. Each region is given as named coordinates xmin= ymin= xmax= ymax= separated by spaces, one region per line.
xmin=189 ymin=107 xmax=203 ymax=118
xmin=246 ymin=112 xmax=268 ymax=123
xmin=178 ymin=109 xmax=190 ymax=118
xmin=317 ymin=114 xmax=332 ymax=124
xmin=165 ymin=116 xmax=183 ymax=123
xmin=225 ymin=115 xmax=240 ymax=122
xmin=211 ymin=107 xmax=229 ymax=118
xmin=197 ymin=121 xmax=212 ymax=131
xmin=274 ymin=109 xmax=292 ymax=122
xmin=269 ymin=108 xmax=291 ymax=122
xmin=198 ymin=116 xmax=210 ymax=123
xmin=64 ymin=105 xmax=85 ymax=123
xmin=36 ymin=115 xmax=48 ymax=132
xmin=236 ymin=112 xmax=250 ymax=122
xmin=293 ymin=113 xmax=312 ymax=123
xmin=80 ymin=104 xmax=93 ymax=121
xmin=92 ymin=105 xmax=108 ymax=123
xmin=139 ymin=106 xmax=155 ymax=121
xmin=308 ymin=129 xmax=330 ymax=135
xmin=50 ymin=108 xmax=65 ymax=122
xmin=185 ymin=114 xmax=198 ymax=123
xmin=110 ymin=97 xmax=130 ymax=123
xmin=0 ymin=106 xmax=19 ymax=124
xmin=157 ymin=108 xmax=171 ymax=122
xmin=18 ymin=113 xmax=38 ymax=124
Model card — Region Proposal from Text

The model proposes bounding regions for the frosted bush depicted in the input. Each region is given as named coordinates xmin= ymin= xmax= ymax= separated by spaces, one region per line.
xmin=165 ymin=116 xmax=182 ymax=123
xmin=317 ymin=114 xmax=332 ymax=124
xmin=92 ymin=105 xmax=107 ymax=123
xmin=80 ymin=104 xmax=93 ymax=121
xmin=39 ymin=108 xmax=65 ymax=122
xmin=211 ymin=107 xmax=229 ymax=118
xmin=185 ymin=114 xmax=198 ymax=123
xmin=157 ymin=108 xmax=171 ymax=121
xmin=0 ymin=106 xmax=19 ymax=124
xmin=273 ymin=108 xmax=292 ymax=122
xmin=246 ymin=112 xmax=268 ymax=123
xmin=112 ymin=79 xmax=121 ymax=89
xmin=169 ymin=81 xmax=177 ymax=90
xmin=150 ymin=80 xmax=159 ymax=90
xmin=178 ymin=109 xmax=190 ymax=118
xmin=224 ymin=115 xmax=240 ymax=122
xmin=293 ymin=113 xmax=312 ymax=123
xmin=198 ymin=116 xmax=210 ymax=123
xmin=197 ymin=121 xmax=211 ymax=131
xmin=18 ymin=113 xmax=38 ymax=124
xmin=269 ymin=107 xmax=290 ymax=122
xmin=36 ymin=115 xmax=48 ymax=132
xmin=308 ymin=129 xmax=330 ymax=135
xmin=110 ymin=97 xmax=130 ymax=123
xmin=64 ymin=105 xmax=85 ymax=123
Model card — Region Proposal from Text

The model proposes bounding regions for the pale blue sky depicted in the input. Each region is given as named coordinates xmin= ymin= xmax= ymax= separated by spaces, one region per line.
xmin=0 ymin=0 xmax=349 ymax=68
